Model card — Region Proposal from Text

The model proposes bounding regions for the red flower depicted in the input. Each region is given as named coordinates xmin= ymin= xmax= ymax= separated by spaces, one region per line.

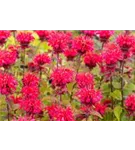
xmin=35 ymin=30 xmax=50 ymax=41
xmin=22 ymin=73 xmax=39 ymax=87
xmin=102 ymin=43 xmax=122 ymax=65
xmin=50 ymin=67 xmax=73 ymax=87
xmin=34 ymin=53 xmax=51 ymax=66
xmin=76 ymin=88 xmax=102 ymax=105
xmin=48 ymin=31 xmax=72 ymax=53
xmin=95 ymin=103 xmax=107 ymax=115
xmin=72 ymin=35 xmax=94 ymax=54
xmin=125 ymin=94 xmax=135 ymax=112
xmin=95 ymin=30 xmax=114 ymax=43
xmin=116 ymin=33 xmax=135 ymax=51
xmin=82 ymin=30 xmax=95 ymax=37
xmin=46 ymin=104 xmax=74 ymax=121
xmin=10 ymin=95 xmax=22 ymax=104
xmin=0 ymin=46 xmax=18 ymax=68
xmin=84 ymin=52 xmax=101 ymax=69
xmin=64 ymin=48 xmax=78 ymax=61
xmin=0 ymin=72 xmax=17 ymax=95
xmin=16 ymin=32 xmax=34 ymax=49
xmin=13 ymin=116 xmax=35 ymax=121
xmin=0 ymin=30 xmax=10 ymax=45
xmin=20 ymin=98 xmax=43 ymax=114
xmin=21 ymin=86 xmax=39 ymax=99
xmin=76 ymin=72 xmax=94 ymax=89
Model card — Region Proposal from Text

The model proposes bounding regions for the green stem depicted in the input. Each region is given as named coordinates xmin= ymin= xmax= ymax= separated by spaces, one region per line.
xmin=120 ymin=61 xmax=124 ymax=107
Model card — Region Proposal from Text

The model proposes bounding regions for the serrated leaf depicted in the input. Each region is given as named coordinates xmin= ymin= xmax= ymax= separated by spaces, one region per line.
xmin=114 ymin=106 xmax=122 ymax=121
xmin=110 ymin=90 xmax=122 ymax=100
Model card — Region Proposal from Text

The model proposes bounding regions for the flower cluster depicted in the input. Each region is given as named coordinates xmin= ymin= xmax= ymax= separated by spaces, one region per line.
xmin=48 ymin=31 xmax=72 ymax=53
xmin=50 ymin=67 xmax=73 ymax=88
xmin=72 ymin=35 xmax=94 ymax=54
xmin=82 ymin=30 xmax=95 ymax=37
xmin=35 ymin=30 xmax=50 ymax=41
xmin=46 ymin=104 xmax=74 ymax=121
xmin=0 ymin=72 xmax=17 ymax=95
xmin=96 ymin=30 xmax=114 ymax=43
xmin=125 ymin=94 xmax=135 ymax=112
xmin=16 ymin=32 xmax=34 ymax=49
xmin=76 ymin=72 xmax=94 ymax=89
xmin=76 ymin=88 xmax=102 ymax=105
xmin=64 ymin=48 xmax=78 ymax=61
xmin=84 ymin=52 xmax=101 ymax=69
xmin=0 ymin=46 xmax=18 ymax=68
xmin=0 ymin=30 xmax=10 ymax=45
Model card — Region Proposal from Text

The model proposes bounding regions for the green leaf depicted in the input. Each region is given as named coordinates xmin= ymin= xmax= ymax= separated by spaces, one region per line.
xmin=114 ymin=106 xmax=122 ymax=121
xmin=67 ymin=82 xmax=75 ymax=94
xmin=123 ymin=83 xmax=135 ymax=96
xmin=110 ymin=90 xmax=122 ymax=100
xmin=112 ymin=81 xmax=121 ymax=89
xmin=91 ymin=65 xmax=101 ymax=78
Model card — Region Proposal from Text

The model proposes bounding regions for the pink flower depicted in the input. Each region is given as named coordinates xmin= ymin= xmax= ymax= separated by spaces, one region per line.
xmin=13 ymin=116 xmax=35 ymax=121
xmin=102 ymin=43 xmax=122 ymax=65
xmin=125 ymin=94 xmax=135 ymax=112
xmin=50 ymin=67 xmax=73 ymax=87
xmin=48 ymin=31 xmax=72 ymax=53
xmin=95 ymin=103 xmax=107 ymax=115
xmin=72 ymin=35 xmax=94 ymax=54
xmin=20 ymin=98 xmax=43 ymax=114
xmin=0 ymin=72 xmax=17 ymax=95
xmin=116 ymin=33 xmax=135 ymax=51
xmin=0 ymin=30 xmax=10 ymax=45
xmin=46 ymin=104 xmax=74 ymax=121
xmin=64 ymin=48 xmax=78 ymax=61
xmin=95 ymin=30 xmax=114 ymax=43
xmin=35 ymin=30 xmax=50 ymax=41
xmin=16 ymin=32 xmax=34 ymax=49
xmin=76 ymin=72 xmax=94 ymax=89
xmin=34 ymin=53 xmax=51 ymax=66
xmin=21 ymin=86 xmax=39 ymax=99
xmin=76 ymin=88 xmax=102 ymax=105
xmin=22 ymin=73 xmax=39 ymax=87
xmin=82 ymin=30 xmax=95 ymax=37
xmin=84 ymin=52 xmax=101 ymax=69
xmin=0 ymin=46 xmax=18 ymax=68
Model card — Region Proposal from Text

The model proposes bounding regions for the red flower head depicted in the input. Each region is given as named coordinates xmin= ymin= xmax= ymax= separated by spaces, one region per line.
xmin=125 ymin=94 xmax=135 ymax=112
xmin=76 ymin=72 xmax=94 ymax=89
xmin=22 ymin=73 xmax=39 ymax=87
xmin=64 ymin=48 xmax=78 ymax=61
xmin=76 ymin=88 xmax=102 ymax=105
xmin=13 ymin=116 xmax=35 ymax=121
xmin=84 ymin=52 xmax=101 ymax=69
xmin=102 ymin=43 xmax=122 ymax=65
xmin=82 ymin=30 xmax=95 ymax=37
xmin=0 ymin=30 xmax=10 ymax=45
xmin=116 ymin=33 xmax=135 ymax=51
xmin=95 ymin=30 xmax=114 ymax=43
xmin=35 ymin=30 xmax=50 ymax=41
xmin=0 ymin=46 xmax=18 ymax=68
xmin=21 ymin=86 xmax=39 ymax=99
xmin=72 ymin=35 xmax=94 ymax=54
xmin=20 ymin=98 xmax=43 ymax=114
xmin=48 ymin=31 xmax=72 ymax=53
xmin=34 ymin=53 xmax=51 ymax=66
xmin=16 ymin=32 xmax=34 ymax=49
xmin=50 ymin=67 xmax=73 ymax=87
xmin=46 ymin=104 xmax=74 ymax=121
xmin=0 ymin=72 xmax=17 ymax=95
xmin=95 ymin=102 xmax=107 ymax=115
xmin=10 ymin=95 xmax=22 ymax=104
